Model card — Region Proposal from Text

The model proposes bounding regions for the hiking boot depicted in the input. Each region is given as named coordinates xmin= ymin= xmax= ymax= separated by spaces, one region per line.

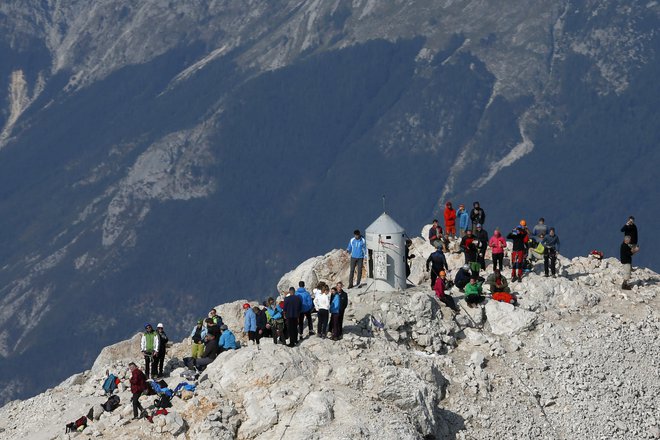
xmin=544 ymin=274 xmax=549 ymax=277
xmin=308 ymin=331 xmax=315 ymax=336
xmin=347 ymin=284 xmax=354 ymax=289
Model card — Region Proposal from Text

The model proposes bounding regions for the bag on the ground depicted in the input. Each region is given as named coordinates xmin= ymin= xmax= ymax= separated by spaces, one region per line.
xmin=102 ymin=394 xmax=121 ymax=412
xmin=102 ymin=373 xmax=118 ymax=395
xmin=492 ymin=292 xmax=516 ymax=304
xmin=65 ymin=416 xmax=87 ymax=433
xmin=154 ymin=394 xmax=172 ymax=409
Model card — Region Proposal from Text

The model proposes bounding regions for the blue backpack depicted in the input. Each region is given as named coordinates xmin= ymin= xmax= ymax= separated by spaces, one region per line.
xmin=102 ymin=374 xmax=117 ymax=395
xmin=301 ymin=292 xmax=314 ymax=312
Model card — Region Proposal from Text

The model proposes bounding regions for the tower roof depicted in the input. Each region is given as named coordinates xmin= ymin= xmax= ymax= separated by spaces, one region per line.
xmin=365 ymin=212 xmax=405 ymax=234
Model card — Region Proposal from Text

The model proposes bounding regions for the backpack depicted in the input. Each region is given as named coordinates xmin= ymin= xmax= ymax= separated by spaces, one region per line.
xmin=301 ymin=292 xmax=313 ymax=312
xmin=102 ymin=374 xmax=118 ymax=395
xmin=65 ymin=416 xmax=87 ymax=433
xmin=154 ymin=394 xmax=172 ymax=409
xmin=102 ymin=394 xmax=121 ymax=412
xmin=492 ymin=292 xmax=516 ymax=304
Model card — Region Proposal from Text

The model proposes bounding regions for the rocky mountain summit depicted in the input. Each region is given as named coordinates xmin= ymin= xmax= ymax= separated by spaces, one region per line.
xmin=1 ymin=231 xmax=658 ymax=440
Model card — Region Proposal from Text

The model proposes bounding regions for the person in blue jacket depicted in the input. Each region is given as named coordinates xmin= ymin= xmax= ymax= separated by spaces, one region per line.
xmin=242 ymin=303 xmax=259 ymax=350
xmin=457 ymin=204 xmax=470 ymax=237
xmin=329 ymin=287 xmax=342 ymax=341
xmin=346 ymin=229 xmax=367 ymax=288
xmin=295 ymin=281 xmax=315 ymax=338
xmin=218 ymin=325 xmax=237 ymax=352
xmin=266 ymin=297 xmax=286 ymax=344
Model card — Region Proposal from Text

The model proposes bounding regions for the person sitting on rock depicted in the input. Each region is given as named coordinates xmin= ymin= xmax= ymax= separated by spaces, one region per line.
xmin=426 ymin=245 xmax=448 ymax=289
xmin=218 ymin=324 xmax=237 ymax=352
xmin=314 ymin=285 xmax=330 ymax=338
xmin=486 ymin=269 xmax=510 ymax=294
xmin=128 ymin=362 xmax=148 ymax=420
xmin=242 ymin=303 xmax=259 ymax=350
xmin=189 ymin=319 xmax=207 ymax=359
xmin=283 ymin=287 xmax=302 ymax=347
xmin=428 ymin=219 xmax=443 ymax=249
xmin=208 ymin=308 xmax=223 ymax=327
xmin=266 ymin=297 xmax=286 ymax=344
xmin=195 ymin=332 xmax=220 ymax=371
xmin=206 ymin=317 xmax=221 ymax=340
xmin=454 ymin=265 xmax=472 ymax=291
xmin=464 ymin=277 xmax=485 ymax=307
xmin=329 ymin=287 xmax=342 ymax=340
xmin=434 ymin=270 xmax=459 ymax=312
xmin=140 ymin=323 xmax=159 ymax=379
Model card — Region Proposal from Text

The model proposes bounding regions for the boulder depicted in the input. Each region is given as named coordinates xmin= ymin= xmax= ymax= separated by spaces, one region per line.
xmin=485 ymin=301 xmax=537 ymax=335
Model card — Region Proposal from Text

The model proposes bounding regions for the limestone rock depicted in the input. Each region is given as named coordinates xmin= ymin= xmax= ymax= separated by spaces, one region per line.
xmin=485 ymin=301 xmax=537 ymax=335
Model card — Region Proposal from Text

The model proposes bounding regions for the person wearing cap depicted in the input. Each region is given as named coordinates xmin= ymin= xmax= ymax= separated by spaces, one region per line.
xmin=242 ymin=303 xmax=259 ymax=349
xmin=489 ymin=228 xmax=507 ymax=272
xmin=283 ymin=287 xmax=302 ymax=347
xmin=474 ymin=223 xmax=489 ymax=271
xmin=470 ymin=202 xmax=486 ymax=233
xmin=507 ymin=225 xmax=529 ymax=282
xmin=464 ymin=277 xmax=484 ymax=307
xmin=457 ymin=204 xmax=469 ymax=237
xmin=218 ymin=324 xmax=237 ymax=351
xmin=434 ymin=270 xmax=458 ymax=312
xmin=154 ymin=323 xmax=169 ymax=378
xmin=426 ymin=244 xmax=448 ymax=289
xmin=444 ymin=202 xmax=457 ymax=239
xmin=346 ymin=229 xmax=367 ymax=288
xmin=189 ymin=319 xmax=207 ymax=359
xmin=140 ymin=323 xmax=160 ymax=379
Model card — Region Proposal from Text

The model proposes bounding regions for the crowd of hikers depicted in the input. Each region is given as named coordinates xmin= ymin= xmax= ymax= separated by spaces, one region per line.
xmin=110 ymin=202 xmax=638 ymax=425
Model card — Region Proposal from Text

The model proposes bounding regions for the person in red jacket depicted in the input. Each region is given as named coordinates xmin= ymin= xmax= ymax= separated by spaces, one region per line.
xmin=444 ymin=202 xmax=457 ymax=239
xmin=507 ymin=225 xmax=529 ymax=282
xmin=129 ymin=362 xmax=148 ymax=420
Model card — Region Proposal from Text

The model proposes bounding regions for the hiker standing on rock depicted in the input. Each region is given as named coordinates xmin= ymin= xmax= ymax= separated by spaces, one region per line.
xmin=155 ymin=323 xmax=168 ymax=378
xmin=426 ymin=245 xmax=448 ymax=289
xmin=314 ymin=285 xmax=330 ymax=338
xmin=189 ymin=319 xmax=207 ymax=359
xmin=620 ymin=235 xmax=638 ymax=290
xmin=532 ymin=217 xmax=548 ymax=238
xmin=296 ymin=281 xmax=315 ymax=338
xmin=457 ymin=204 xmax=469 ymax=237
xmin=329 ymin=287 xmax=342 ymax=340
xmin=507 ymin=225 xmax=529 ymax=282
xmin=129 ymin=362 xmax=148 ymax=420
xmin=541 ymin=228 xmax=560 ymax=277
xmin=621 ymin=216 xmax=639 ymax=253
xmin=475 ymin=224 xmax=489 ymax=271
xmin=266 ymin=297 xmax=285 ymax=344
xmin=470 ymin=202 xmax=485 ymax=233
xmin=444 ymin=202 xmax=457 ymax=239
xmin=489 ymin=228 xmax=507 ymax=272
xmin=346 ymin=229 xmax=367 ymax=288
xmin=242 ymin=303 xmax=259 ymax=350
xmin=283 ymin=287 xmax=302 ymax=347
xmin=140 ymin=324 xmax=159 ymax=379
xmin=336 ymin=281 xmax=349 ymax=338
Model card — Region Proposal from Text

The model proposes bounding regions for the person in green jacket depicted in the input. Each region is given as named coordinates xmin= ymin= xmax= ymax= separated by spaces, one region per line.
xmin=464 ymin=277 xmax=485 ymax=307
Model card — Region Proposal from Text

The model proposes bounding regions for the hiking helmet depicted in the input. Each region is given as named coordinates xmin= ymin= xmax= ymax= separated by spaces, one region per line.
xmin=157 ymin=323 xmax=164 ymax=328
xmin=439 ymin=270 xmax=446 ymax=276
xmin=242 ymin=303 xmax=250 ymax=309
xmin=520 ymin=219 xmax=527 ymax=226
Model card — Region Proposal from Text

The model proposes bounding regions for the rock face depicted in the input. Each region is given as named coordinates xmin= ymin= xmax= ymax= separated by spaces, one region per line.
xmin=1 ymin=237 xmax=659 ymax=440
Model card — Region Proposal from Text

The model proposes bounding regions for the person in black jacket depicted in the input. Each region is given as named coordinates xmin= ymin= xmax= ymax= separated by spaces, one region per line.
xmin=336 ymin=282 xmax=349 ymax=338
xmin=155 ymin=323 xmax=169 ymax=378
xmin=426 ymin=246 xmax=448 ymax=289
xmin=470 ymin=202 xmax=486 ymax=232
xmin=507 ymin=226 xmax=529 ymax=282
xmin=254 ymin=306 xmax=267 ymax=344
xmin=460 ymin=230 xmax=480 ymax=276
xmin=474 ymin=224 xmax=489 ymax=270
xmin=620 ymin=235 xmax=638 ymax=290
xmin=194 ymin=333 xmax=219 ymax=371
xmin=454 ymin=265 xmax=471 ymax=291
xmin=621 ymin=216 xmax=639 ymax=251
xmin=283 ymin=287 xmax=302 ymax=347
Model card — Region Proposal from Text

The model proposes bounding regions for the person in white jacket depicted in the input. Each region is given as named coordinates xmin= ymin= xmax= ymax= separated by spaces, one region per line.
xmin=314 ymin=284 xmax=331 ymax=338
xmin=140 ymin=323 xmax=160 ymax=379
